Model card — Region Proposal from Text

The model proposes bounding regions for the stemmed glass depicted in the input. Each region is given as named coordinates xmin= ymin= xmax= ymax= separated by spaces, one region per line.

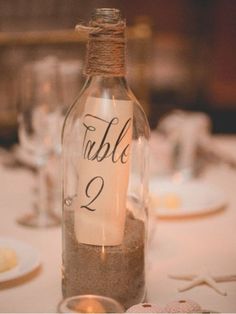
xmin=59 ymin=59 xmax=83 ymax=113
xmin=17 ymin=57 xmax=63 ymax=227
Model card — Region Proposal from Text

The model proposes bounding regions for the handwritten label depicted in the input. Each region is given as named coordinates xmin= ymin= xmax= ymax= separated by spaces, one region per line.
xmin=75 ymin=97 xmax=133 ymax=246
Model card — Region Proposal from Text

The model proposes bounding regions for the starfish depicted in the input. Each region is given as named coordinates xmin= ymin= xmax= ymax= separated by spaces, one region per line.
xmin=168 ymin=267 xmax=235 ymax=296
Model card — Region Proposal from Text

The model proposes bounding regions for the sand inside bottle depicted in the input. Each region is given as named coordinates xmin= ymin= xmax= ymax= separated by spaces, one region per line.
xmin=62 ymin=209 xmax=145 ymax=309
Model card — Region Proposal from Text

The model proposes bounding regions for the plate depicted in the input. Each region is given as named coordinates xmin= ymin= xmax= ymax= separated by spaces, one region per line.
xmin=149 ymin=179 xmax=227 ymax=218
xmin=0 ymin=237 xmax=40 ymax=282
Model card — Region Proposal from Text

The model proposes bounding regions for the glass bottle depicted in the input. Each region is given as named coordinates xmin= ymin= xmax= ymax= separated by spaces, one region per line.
xmin=62 ymin=8 xmax=150 ymax=310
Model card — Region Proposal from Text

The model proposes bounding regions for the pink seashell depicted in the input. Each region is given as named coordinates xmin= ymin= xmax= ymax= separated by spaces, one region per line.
xmin=126 ymin=303 xmax=164 ymax=313
xmin=164 ymin=299 xmax=202 ymax=313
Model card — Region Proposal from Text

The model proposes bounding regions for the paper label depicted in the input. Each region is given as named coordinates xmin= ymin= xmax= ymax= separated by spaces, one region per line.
xmin=75 ymin=97 xmax=133 ymax=246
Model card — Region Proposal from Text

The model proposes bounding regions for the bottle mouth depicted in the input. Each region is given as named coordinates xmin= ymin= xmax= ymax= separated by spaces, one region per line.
xmin=92 ymin=8 xmax=121 ymax=24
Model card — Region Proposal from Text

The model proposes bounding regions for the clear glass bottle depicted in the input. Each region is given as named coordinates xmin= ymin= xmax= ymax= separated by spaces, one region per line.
xmin=62 ymin=8 xmax=150 ymax=310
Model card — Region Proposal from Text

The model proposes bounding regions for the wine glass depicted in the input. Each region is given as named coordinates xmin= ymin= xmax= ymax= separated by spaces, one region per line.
xmin=59 ymin=59 xmax=83 ymax=113
xmin=17 ymin=57 xmax=63 ymax=227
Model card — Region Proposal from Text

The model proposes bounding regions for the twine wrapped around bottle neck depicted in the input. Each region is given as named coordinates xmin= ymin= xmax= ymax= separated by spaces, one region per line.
xmin=76 ymin=18 xmax=126 ymax=77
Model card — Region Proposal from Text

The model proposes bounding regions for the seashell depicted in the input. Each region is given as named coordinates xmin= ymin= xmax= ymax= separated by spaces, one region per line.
xmin=164 ymin=299 xmax=202 ymax=313
xmin=126 ymin=302 xmax=163 ymax=313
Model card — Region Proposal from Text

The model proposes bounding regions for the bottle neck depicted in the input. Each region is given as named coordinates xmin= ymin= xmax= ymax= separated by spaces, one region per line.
xmin=84 ymin=20 xmax=126 ymax=77
xmin=83 ymin=76 xmax=131 ymax=101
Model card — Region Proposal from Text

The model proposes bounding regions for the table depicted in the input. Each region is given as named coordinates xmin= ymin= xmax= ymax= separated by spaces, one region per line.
xmin=147 ymin=164 xmax=236 ymax=312
xmin=0 ymin=165 xmax=61 ymax=312
xmin=0 ymin=147 xmax=236 ymax=312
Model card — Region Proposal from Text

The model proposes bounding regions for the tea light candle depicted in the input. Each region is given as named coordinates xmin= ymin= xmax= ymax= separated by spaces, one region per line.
xmin=58 ymin=295 xmax=124 ymax=313
xmin=69 ymin=298 xmax=105 ymax=313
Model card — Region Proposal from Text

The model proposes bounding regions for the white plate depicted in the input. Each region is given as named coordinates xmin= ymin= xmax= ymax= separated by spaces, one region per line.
xmin=0 ymin=237 xmax=41 ymax=282
xmin=150 ymin=179 xmax=227 ymax=218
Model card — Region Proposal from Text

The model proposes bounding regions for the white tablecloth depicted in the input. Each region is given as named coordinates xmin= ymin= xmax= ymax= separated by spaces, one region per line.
xmin=147 ymin=164 xmax=236 ymax=312
xmin=0 ymin=154 xmax=236 ymax=312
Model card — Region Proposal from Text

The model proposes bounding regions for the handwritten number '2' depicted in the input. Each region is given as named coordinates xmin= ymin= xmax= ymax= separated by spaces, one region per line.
xmin=81 ymin=176 xmax=104 ymax=211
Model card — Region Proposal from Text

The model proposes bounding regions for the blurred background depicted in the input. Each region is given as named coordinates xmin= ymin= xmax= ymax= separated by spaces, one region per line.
xmin=0 ymin=0 xmax=235 ymax=146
